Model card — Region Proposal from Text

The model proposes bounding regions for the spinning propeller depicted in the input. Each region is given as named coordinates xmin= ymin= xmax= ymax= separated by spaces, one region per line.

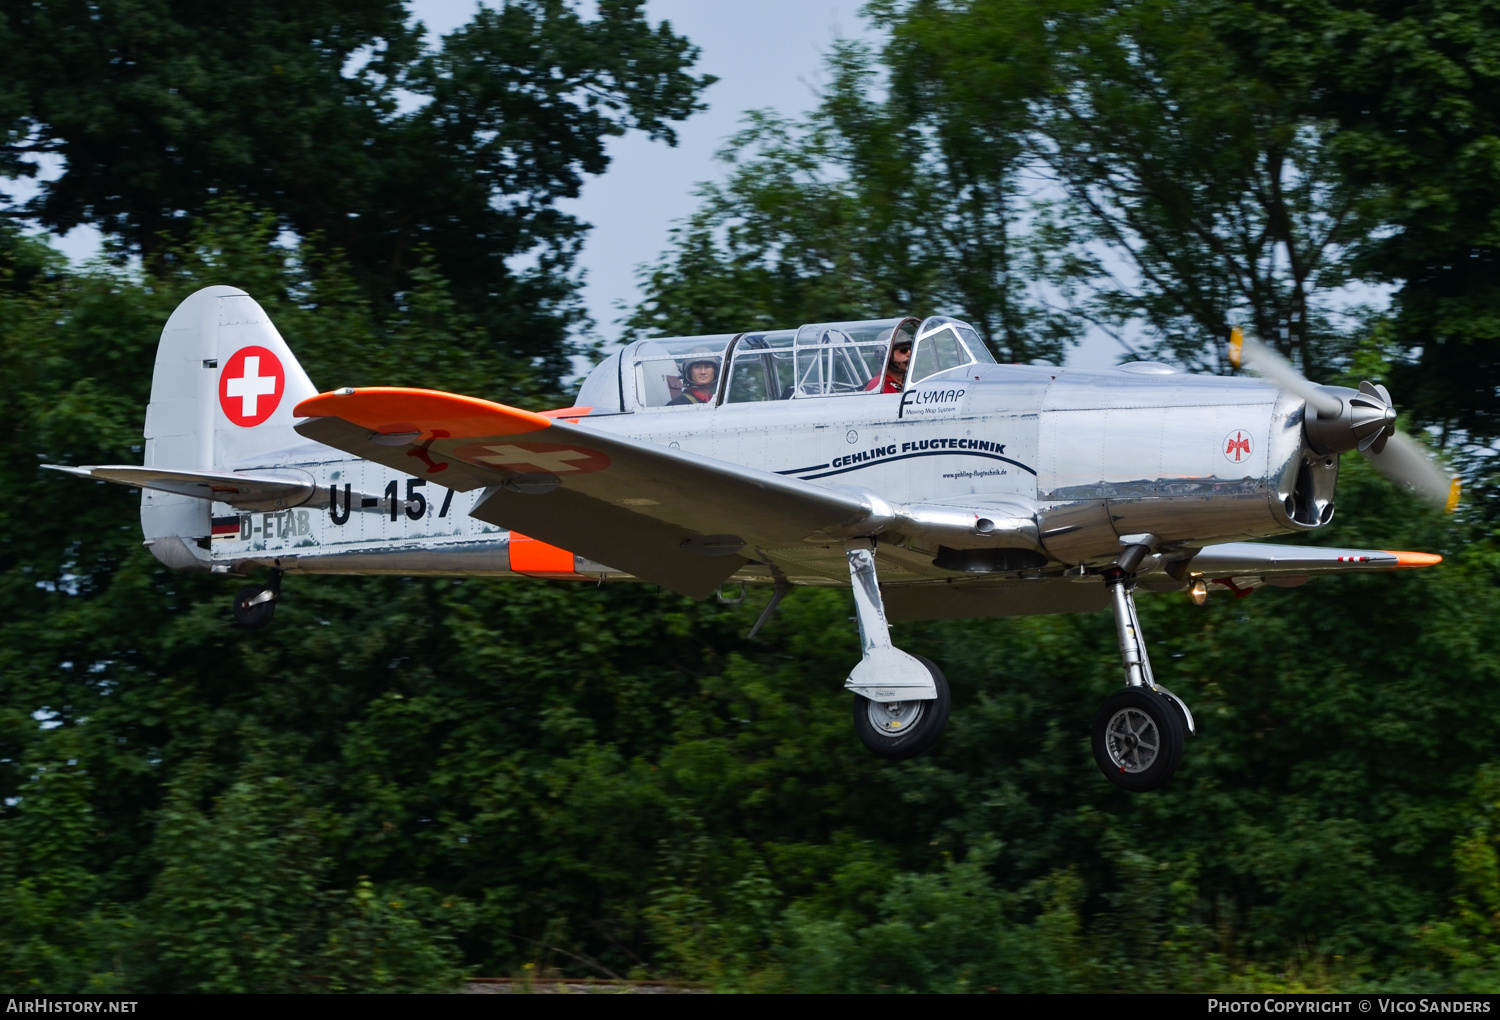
xmin=1228 ymin=327 xmax=1460 ymax=512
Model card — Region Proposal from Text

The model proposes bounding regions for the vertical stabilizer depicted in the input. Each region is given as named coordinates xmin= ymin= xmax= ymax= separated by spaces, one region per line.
xmin=141 ymin=286 xmax=318 ymax=568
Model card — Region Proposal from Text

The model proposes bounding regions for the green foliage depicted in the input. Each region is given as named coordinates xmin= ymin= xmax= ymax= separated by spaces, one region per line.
xmin=0 ymin=731 xmax=130 ymax=992
xmin=3 ymin=216 xmax=1500 ymax=990
xmin=5 ymin=0 xmax=1500 ymax=997
xmin=135 ymin=755 xmax=467 ymax=993
xmin=1212 ymin=0 xmax=1500 ymax=444
xmin=871 ymin=0 xmax=1377 ymax=374
xmin=627 ymin=43 xmax=1077 ymax=362
xmin=617 ymin=0 xmax=1500 ymax=981
xmin=633 ymin=0 xmax=1382 ymax=375
xmin=862 ymin=0 xmax=1500 ymax=449
xmin=1410 ymin=763 xmax=1500 ymax=990
xmin=0 ymin=0 xmax=713 ymax=385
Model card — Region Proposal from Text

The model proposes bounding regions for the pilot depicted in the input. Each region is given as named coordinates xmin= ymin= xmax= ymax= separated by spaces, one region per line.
xmin=867 ymin=335 xmax=913 ymax=393
xmin=669 ymin=349 xmax=721 ymax=405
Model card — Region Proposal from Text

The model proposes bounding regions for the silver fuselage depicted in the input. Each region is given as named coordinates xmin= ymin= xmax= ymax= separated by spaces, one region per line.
xmin=191 ymin=362 xmax=1326 ymax=590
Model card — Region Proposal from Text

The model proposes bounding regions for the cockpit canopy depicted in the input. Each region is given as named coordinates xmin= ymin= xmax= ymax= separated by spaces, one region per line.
xmin=574 ymin=315 xmax=997 ymax=413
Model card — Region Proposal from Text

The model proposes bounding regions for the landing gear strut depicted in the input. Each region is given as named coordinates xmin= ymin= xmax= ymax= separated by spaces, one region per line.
xmin=232 ymin=569 xmax=282 ymax=630
xmin=843 ymin=539 xmax=950 ymax=760
xmin=1092 ymin=537 xmax=1194 ymax=792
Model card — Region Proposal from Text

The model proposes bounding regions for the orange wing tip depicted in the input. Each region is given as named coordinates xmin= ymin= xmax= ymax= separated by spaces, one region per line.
xmin=1384 ymin=550 xmax=1443 ymax=569
xmin=1228 ymin=326 xmax=1244 ymax=370
xmin=293 ymin=387 xmax=552 ymax=439
xmin=1446 ymin=477 xmax=1462 ymax=514
xmin=539 ymin=406 xmax=593 ymax=419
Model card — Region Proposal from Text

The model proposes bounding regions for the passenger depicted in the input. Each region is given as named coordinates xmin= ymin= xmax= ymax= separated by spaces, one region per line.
xmin=669 ymin=349 xmax=721 ymax=405
xmin=867 ymin=336 xmax=912 ymax=393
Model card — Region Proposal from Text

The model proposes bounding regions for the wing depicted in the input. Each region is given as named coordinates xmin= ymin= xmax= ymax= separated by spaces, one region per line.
xmin=293 ymin=387 xmax=888 ymax=598
xmin=884 ymin=540 xmax=1441 ymax=622
xmin=1178 ymin=541 xmax=1441 ymax=590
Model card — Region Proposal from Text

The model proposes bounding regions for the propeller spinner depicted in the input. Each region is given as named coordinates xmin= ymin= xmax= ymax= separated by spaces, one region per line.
xmin=1228 ymin=328 xmax=1460 ymax=512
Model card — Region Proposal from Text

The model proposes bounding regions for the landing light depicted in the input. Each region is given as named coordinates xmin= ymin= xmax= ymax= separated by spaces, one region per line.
xmin=1188 ymin=576 xmax=1208 ymax=606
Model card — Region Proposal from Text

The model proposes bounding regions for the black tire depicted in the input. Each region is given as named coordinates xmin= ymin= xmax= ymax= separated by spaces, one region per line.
xmin=232 ymin=584 xmax=276 ymax=630
xmin=1162 ymin=691 xmax=1194 ymax=741
xmin=852 ymin=655 xmax=951 ymax=761
xmin=1091 ymin=686 xmax=1185 ymax=792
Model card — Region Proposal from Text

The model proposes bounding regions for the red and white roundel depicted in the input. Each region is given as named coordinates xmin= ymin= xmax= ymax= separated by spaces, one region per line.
xmin=1222 ymin=429 xmax=1254 ymax=464
xmin=218 ymin=346 xmax=285 ymax=427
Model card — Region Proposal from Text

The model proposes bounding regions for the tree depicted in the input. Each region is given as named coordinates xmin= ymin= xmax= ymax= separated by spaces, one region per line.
xmin=874 ymin=0 xmax=1500 ymax=451
xmin=624 ymin=0 xmax=1500 ymax=987
xmin=635 ymin=0 xmax=1374 ymax=376
xmin=0 ymin=0 xmax=713 ymax=385
xmin=629 ymin=41 xmax=1076 ymax=364
xmin=10 ymin=0 xmax=1500 ymax=994
xmin=1205 ymin=0 xmax=1500 ymax=495
xmin=868 ymin=0 xmax=1373 ymax=375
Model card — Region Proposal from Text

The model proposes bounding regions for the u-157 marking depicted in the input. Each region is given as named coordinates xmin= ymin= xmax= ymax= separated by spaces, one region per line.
xmin=328 ymin=477 xmax=456 ymax=525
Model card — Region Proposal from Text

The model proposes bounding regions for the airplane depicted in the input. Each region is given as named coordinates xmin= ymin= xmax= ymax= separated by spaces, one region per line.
xmin=48 ymin=286 xmax=1458 ymax=792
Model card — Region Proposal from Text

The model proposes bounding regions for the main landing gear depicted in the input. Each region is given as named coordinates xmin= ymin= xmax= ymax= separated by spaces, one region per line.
xmin=232 ymin=569 xmax=282 ymax=630
xmin=843 ymin=539 xmax=951 ymax=760
xmin=1092 ymin=536 xmax=1195 ymax=792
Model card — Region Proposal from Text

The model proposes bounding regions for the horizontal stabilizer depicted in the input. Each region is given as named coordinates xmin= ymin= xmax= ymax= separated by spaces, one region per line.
xmin=44 ymin=464 xmax=366 ymax=513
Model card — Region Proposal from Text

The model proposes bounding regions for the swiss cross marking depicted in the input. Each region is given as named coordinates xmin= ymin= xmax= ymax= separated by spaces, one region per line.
xmin=476 ymin=445 xmax=593 ymax=472
xmin=219 ymin=346 xmax=286 ymax=427
xmin=1222 ymin=429 xmax=1253 ymax=464
xmin=228 ymin=358 xmax=276 ymax=414
xmin=455 ymin=440 xmax=611 ymax=475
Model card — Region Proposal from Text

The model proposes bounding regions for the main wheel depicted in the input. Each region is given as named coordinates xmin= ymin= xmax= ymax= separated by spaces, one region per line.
xmin=852 ymin=655 xmax=951 ymax=761
xmin=1091 ymin=686 xmax=1185 ymax=792
xmin=232 ymin=584 xmax=276 ymax=630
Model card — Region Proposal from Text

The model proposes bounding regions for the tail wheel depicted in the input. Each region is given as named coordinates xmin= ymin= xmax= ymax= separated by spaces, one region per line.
xmin=852 ymin=655 xmax=951 ymax=761
xmin=232 ymin=584 xmax=276 ymax=630
xmin=1091 ymin=687 xmax=1185 ymax=792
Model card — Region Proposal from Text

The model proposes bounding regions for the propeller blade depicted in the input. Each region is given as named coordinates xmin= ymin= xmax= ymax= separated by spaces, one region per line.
xmin=1229 ymin=327 xmax=1343 ymax=416
xmin=1229 ymin=327 xmax=1460 ymax=512
xmin=1362 ymin=430 xmax=1461 ymax=512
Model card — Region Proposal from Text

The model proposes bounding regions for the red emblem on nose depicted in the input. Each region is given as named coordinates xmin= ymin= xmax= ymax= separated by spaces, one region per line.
xmin=219 ymin=346 xmax=285 ymax=427
xmin=1223 ymin=430 xmax=1253 ymax=463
